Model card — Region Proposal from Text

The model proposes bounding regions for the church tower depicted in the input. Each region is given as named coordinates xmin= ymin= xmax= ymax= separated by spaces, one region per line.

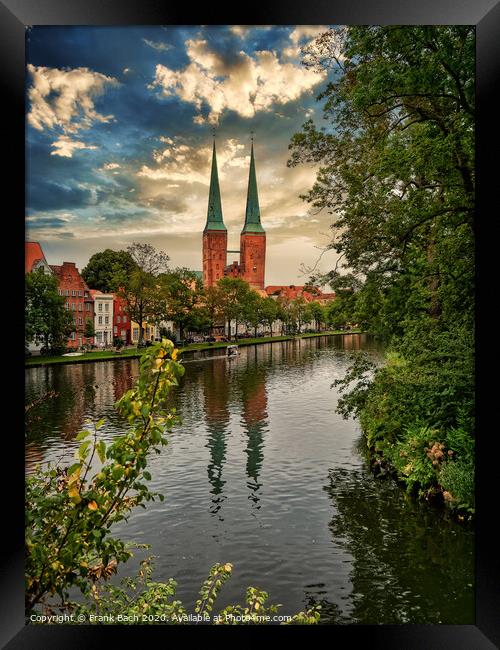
xmin=203 ymin=139 xmax=227 ymax=287
xmin=240 ymin=138 xmax=266 ymax=290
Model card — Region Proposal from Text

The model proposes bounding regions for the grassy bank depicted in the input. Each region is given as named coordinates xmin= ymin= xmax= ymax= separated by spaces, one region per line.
xmin=25 ymin=329 xmax=362 ymax=367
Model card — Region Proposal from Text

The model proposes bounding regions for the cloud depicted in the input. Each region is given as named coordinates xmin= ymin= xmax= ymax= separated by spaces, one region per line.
xmin=99 ymin=162 xmax=121 ymax=171
xmin=27 ymin=64 xmax=119 ymax=134
xmin=138 ymin=137 xmax=247 ymax=184
xmin=50 ymin=135 xmax=98 ymax=158
xmin=143 ymin=39 xmax=172 ymax=52
xmin=150 ymin=38 xmax=326 ymax=124
xmin=289 ymin=25 xmax=330 ymax=45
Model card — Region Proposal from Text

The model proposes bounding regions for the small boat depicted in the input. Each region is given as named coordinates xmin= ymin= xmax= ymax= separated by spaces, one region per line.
xmin=226 ymin=344 xmax=239 ymax=357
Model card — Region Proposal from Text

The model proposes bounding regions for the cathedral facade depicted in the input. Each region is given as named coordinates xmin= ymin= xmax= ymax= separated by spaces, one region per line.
xmin=202 ymin=139 xmax=266 ymax=291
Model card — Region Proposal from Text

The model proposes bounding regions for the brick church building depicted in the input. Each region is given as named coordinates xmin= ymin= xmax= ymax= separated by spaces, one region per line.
xmin=202 ymin=138 xmax=266 ymax=291
xmin=202 ymin=138 xmax=335 ymax=304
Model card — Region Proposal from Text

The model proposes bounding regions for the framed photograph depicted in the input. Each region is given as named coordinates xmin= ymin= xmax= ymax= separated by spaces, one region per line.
xmin=5 ymin=0 xmax=499 ymax=646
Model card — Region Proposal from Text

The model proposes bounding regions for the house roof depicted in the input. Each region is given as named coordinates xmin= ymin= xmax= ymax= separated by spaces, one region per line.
xmin=265 ymin=285 xmax=336 ymax=302
xmin=25 ymin=241 xmax=47 ymax=273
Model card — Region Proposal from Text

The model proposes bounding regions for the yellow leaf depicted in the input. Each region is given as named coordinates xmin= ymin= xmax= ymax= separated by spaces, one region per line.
xmin=87 ymin=500 xmax=98 ymax=511
xmin=172 ymin=349 xmax=178 ymax=361
xmin=68 ymin=486 xmax=81 ymax=503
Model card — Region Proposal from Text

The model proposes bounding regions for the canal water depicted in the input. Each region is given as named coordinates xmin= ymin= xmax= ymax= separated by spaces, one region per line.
xmin=25 ymin=334 xmax=474 ymax=624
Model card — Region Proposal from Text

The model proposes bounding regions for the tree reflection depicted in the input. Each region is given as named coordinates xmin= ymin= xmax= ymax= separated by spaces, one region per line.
xmin=308 ymin=463 xmax=474 ymax=624
xmin=238 ymin=347 xmax=268 ymax=510
xmin=203 ymin=358 xmax=230 ymax=519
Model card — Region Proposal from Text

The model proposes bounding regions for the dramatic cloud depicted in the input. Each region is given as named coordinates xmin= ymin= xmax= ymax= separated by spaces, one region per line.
xmin=50 ymin=136 xmax=98 ymax=158
xmin=27 ymin=64 xmax=119 ymax=134
xmin=150 ymin=38 xmax=326 ymax=124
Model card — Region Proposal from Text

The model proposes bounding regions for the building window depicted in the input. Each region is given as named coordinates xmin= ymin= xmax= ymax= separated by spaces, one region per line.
xmin=65 ymin=303 xmax=69 ymax=310
xmin=95 ymin=331 xmax=102 ymax=341
xmin=105 ymin=303 xmax=109 ymax=312
xmin=86 ymin=303 xmax=91 ymax=311
xmin=71 ymin=303 xmax=76 ymax=311
xmin=117 ymin=315 xmax=121 ymax=324
xmin=78 ymin=290 xmax=83 ymax=297
xmin=58 ymin=289 xmax=63 ymax=296
xmin=65 ymin=289 xmax=70 ymax=296
xmin=98 ymin=316 xmax=102 ymax=325
xmin=78 ymin=304 xmax=82 ymax=311
xmin=70 ymin=332 xmax=76 ymax=340
xmin=121 ymin=329 xmax=126 ymax=338
xmin=98 ymin=304 xmax=102 ymax=311
xmin=105 ymin=316 xmax=109 ymax=324
xmin=78 ymin=317 xmax=82 ymax=326
xmin=114 ymin=326 xmax=117 ymax=334
xmin=132 ymin=327 xmax=139 ymax=340
xmin=123 ymin=316 xmax=127 ymax=323
xmin=72 ymin=290 xmax=76 ymax=296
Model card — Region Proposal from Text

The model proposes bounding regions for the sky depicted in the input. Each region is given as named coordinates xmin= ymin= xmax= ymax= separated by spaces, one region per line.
xmin=26 ymin=25 xmax=342 ymax=286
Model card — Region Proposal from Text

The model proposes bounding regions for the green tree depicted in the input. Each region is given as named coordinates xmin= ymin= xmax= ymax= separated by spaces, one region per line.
xmin=84 ymin=318 xmax=95 ymax=340
xmin=216 ymin=277 xmax=253 ymax=340
xmin=25 ymin=269 xmax=73 ymax=354
xmin=260 ymin=297 xmax=279 ymax=337
xmin=289 ymin=26 xmax=474 ymax=515
xmin=82 ymin=249 xmax=138 ymax=293
xmin=118 ymin=243 xmax=170 ymax=346
xmin=308 ymin=301 xmax=325 ymax=331
xmin=159 ymin=268 xmax=204 ymax=341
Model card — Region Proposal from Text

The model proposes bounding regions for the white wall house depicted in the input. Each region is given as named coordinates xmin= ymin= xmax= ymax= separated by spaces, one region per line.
xmin=91 ymin=292 xmax=114 ymax=346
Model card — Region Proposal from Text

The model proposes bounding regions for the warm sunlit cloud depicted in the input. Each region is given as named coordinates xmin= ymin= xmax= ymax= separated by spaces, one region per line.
xmin=50 ymin=135 xmax=98 ymax=158
xmin=150 ymin=38 xmax=326 ymax=124
xmin=27 ymin=64 xmax=119 ymax=134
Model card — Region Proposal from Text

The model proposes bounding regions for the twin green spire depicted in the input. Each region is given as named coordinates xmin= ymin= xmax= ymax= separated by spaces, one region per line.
xmin=242 ymin=141 xmax=265 ymax=234
xmin=204 ymin=140 xmax=226 ymax=231
xmin=204 ymin=137 xmax=264 ymax=234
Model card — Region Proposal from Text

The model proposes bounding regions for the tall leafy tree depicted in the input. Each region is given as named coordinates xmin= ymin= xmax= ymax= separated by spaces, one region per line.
xmin=289 ymin=26 xmax=475 ymax=513
xmin=159 ymin=268 xmax=204 ymax=341
xmin=25 ymin=269 xmax=73 ymax=353
xmin=289 ymin=26 xmax=474 ymax=333
xmin=117 ymin=243 xmax=170 ymax=346
xmin=216 ymin=277 xmax=253 ymax=340
xmin=82 ymin=249 xmax=138 ymax=293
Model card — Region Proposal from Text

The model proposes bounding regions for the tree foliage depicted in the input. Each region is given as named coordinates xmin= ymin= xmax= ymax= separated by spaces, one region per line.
xmin=290 ymin=26 xmax=474 ymax=516
xmin=25 ymin=269 xmax=74 ymax=354
xmin=82 ymin=249 xmax=138 ymax=293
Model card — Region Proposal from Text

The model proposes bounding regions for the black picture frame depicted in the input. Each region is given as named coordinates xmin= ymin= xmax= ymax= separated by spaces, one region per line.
xmin=6 ymin=1 xmax=499 ymax=646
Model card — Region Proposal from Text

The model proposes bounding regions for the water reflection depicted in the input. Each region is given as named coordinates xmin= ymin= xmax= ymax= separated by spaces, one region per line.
xmin=203 ymin=359 xmax=230 ymax=518
xmin=309 ymin=465 xmax=474 ymax=624
xmin=238 ymin=347 xmax=268 ymax=509
xmin=25 ymin=335 xmax=473 ymax=624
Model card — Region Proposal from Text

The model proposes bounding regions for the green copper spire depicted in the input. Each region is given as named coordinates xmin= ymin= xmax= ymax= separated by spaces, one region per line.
xmin=204 ymin=139 xmax=226 ymax=231
xmin=242 ymin=138 xmax=265 ymax=234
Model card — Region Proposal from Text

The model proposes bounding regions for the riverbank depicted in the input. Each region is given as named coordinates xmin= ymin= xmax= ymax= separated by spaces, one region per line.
xmin=25 ymin=329 xmax=362 ymax=367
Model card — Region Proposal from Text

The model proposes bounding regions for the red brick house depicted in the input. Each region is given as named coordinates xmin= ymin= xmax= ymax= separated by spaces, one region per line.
xmin=113 ymin=292 xmax=131 ymax=345
xmin=50 ymin=262 xmax=94 ymax=349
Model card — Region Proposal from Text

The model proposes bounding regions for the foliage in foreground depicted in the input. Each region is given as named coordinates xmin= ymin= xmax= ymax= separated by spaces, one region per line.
xmin=333 ymin=325 xmax=474 ymax=517
xmin=71 ymin=559 xmax=320 ymax=625
xmin=26 ymin=340 xmax=319 ymax=624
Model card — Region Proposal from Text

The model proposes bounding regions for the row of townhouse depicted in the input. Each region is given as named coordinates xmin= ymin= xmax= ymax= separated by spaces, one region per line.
xmin=25 ymin=241 xmax=164 ymax=351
